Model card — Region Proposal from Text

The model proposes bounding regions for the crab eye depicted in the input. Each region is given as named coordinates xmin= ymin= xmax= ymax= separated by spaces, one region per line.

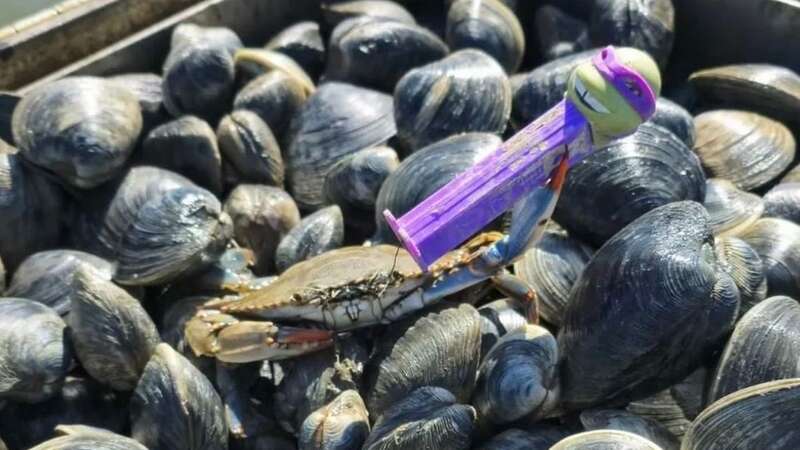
xmin=624 ymin=78 xmax=642 ymax=97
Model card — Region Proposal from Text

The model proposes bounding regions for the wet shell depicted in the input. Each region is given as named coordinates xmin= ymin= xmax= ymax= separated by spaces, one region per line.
xmin=233 ymin=48 xmax=314 ymax=94
xmin=110 ymin=72 xmax=168 ymax=133
xmin=140 ymin=116 xmax=223 ymax=194
xmin=739 ymin=218 xmax=800 ymax=299
xmin=446 ymin=0 xmax=525 ymax=73
xmin=534 ymin=6 xmax=589 ymax=61
xmin=217 ymin=110 xmax=284 ymax=188
xmin=626 ymin=390 xmax=692 ymax=441
xmin=30 ymin=425 xmax=147 ymax=450
xmin=274 ymin=205 xmax=344 ymax=273
xmin=554 ymin=123 xmax=706 ymax=247
xmin=0 ymin=298 xmax=72 ymax=403
xmin=558 ymin=201 xmax=740 ymax=410
xmin=286 ymin=82 xmax=395 ymax=211
xmin=551 ymin=430 xmax=664 ymax=450
xmin=708 ymin=296 xmax=800 ymax=404
xmin=131 ymin=343 xmax=228 ymax=450
xmin=233 ymin=70 xmax=310 ymax=144
xmin=224 ymin=185 xmax=300 ymax=275
xmin=299 ymin=390 xmax=370 ymax=450
xmin=472 ymin=324 xmax=559 ymax=424
xmin=374 ymin=132 xmax=500 ymax=242
xmin=763 ymin=182 xmax=800 ymax=224
xmin=589 ymin=0 xmax=674 ymax=68
xmin=326 ymin=16 xmax=448 ymax=91
xmin=265 ymin=21 xmax=326 ymax=81
xmin=650 ymin=98 xmax=696 ymax=148
xmin=363 ymin=386 xmax=475 ymax=450
xmin=67 ymin=266 xmax=160 ymax=391
xmin=323 ymin=146 xmax=399 ymax=212
xmin=580 ymin=409 xmax=680 ymax=450
xmin=693 ymin=110 xmax=795 ymax=191
xmin=682 ymin=378 xmax=800 ymax=450
xmin=478 ymin=298 xmax=529 ymax=359
xmin=714 ymin=236 xmax=766 ymax=315
xmin=367 ymin=304 xmax=482 ymax=418
xmin=6 ymin=250 xmax=115 ymax=315
xmin=321 ymin=1 xmax=416 ymax=34
xmin=477 ymin=427 xmax=571 ymax=450
xmin=702 ymin=179 xmax=763 ymax=237
xmin=513 ymin=227 xmax=593 ymax=326
xmin=394 ymin=49 xmax=511 ymax=150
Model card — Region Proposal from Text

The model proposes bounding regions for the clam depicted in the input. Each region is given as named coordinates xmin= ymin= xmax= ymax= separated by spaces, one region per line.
xmin=233 ymin=48 xmax=314 ymax=94
xmin=368 ymin=304 xmax=481 ymax=418
xmin=394 ymin=49 xmax=511 ymax=150
xmin=224 ymin=185 xmax=300 ymax=275
xmin=321 ymin=1 xmax=416 ymax=34
xmin=477 ymin=298 xmax=529 ymax=359
xmin=29 ymin=425 xmax=147 ymax=450
xmin=558 ymin=201 xmax=740 ymax=410
xmin=589 ymin=0 xmax=674 ymax=68
xmin=551 ymin=430 xmax=663 ymax=450
xmin=534 ymin=5 xmax=589 ymax=61
xmin=477 ymin=427 xmax=572 ymax=450
xmin=374 ymin=132 xmax=500 ymax=242
xmin=781 ymin=163 xmax=800 ymax=184
xmin=693 ymin=110 xmax=795 ymax=191
xmin=140 ymin=116 xmax=223 ymax=194
xmin=739 ymin=218 xmax=800 ymax=298
xmin=217 ymin=110 xmax=284 ymax=188
xmin=299 ymin=390 xmax=370 ymax=450
xmin=763 ymin=182 xmax=800 ymax=224
xmin=682 ymin=378 xmax=800 ymax=450
xmin=110 ymin=72 xmax=168 ymax=133
xmin=446 ymin=0 xmax=525 ymax=73
xmin=702 ymin=179 xmax=764 ymax=237
xmin=233 ymin=70 xmax=310 ymax=144
xmin=580 ymin=409 xmax=680 ymax=450
xmin=131 ymin=343 xmax=228 ymax=450
xmin=6 ymin=250 xmax=115 ymax=315
xmin=323 ymin=146 xmax=399 ymax=213
xmin=286 ymin=82 xmax=395 ymax=211
xmin=650 ymin=98 xmax=696 ymax=148
xmin=513 ymin=226 xmax=593 ymax=326
xmin=554 ymin=123 xmax=706 ymax=247
xmin=714 ymin=236 xmax=766 ymax=315
xmin=472 ymin=324 xmax=559 ymax=424
xmin=0 ymin=298 xmax=72 ymax=403
xmin=275 ymin=205 xmax=344 ymax=273
xmin=626 ymin=390 xmax=692 ymax=441
xmin=162 ymin=24 xmax=242 ymax=121
xmin=67 ymin=266 xmax=161 ymax=391
xmin=363 ymin=386 xmax=475 ymax=450
xmin=708 ymin=296 xmax=800 ymax=403
xmin=265 ymin=21 xmax=326 ymax=81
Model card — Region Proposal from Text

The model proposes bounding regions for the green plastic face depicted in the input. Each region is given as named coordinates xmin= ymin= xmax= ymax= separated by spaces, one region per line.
xmin=566 ymin=48 xmax=662 ymax=146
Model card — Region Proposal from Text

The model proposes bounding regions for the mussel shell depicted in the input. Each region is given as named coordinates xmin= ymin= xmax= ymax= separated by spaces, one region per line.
xmin=67 ymin=266 xmax=160 ymax=391
xmin=323 ymin=146 xmax=399 ymax=212
xmin=0 ymin=298 xmax=72 ymax=402
xmin=550 ymin=430 xmax=664 ymax=450
xmin=693 ymin=110 xmax=795 ymax=191
xmin=363 ymin=386 xmax=475 ymax=450
xmin=446 ymin=0 xmax=525 ymax=73
xmin=233 ymin=48 xmax=314 ymax=94
xmin=321 ymin=0 xmax=416 ymax=34
xmin=394 ymin=49 xmax=511 ymax=150
xmin=6 ymin=250 xmax=114 ymax=315
xmin=534 ymin=5 xmax=589 ymax=61
xmin=477 ymin=298 xmax=528 ymax=359
xmin=217 ymin=110 xmax=284 ymax=188
xmin=140 ymin=116 xmax=223 ymax=194
xmin=472 ymin=324 xmax=559 ymax=424
xmin=580 ymin=409 xmax=679 ymax=450
xmin=286 ymin=82 xmax=395 ymax=211
xmin=367 ymin=304 xmax=482 ymax=418
xmin=476 ymin=427 xmax=571 ymax=450
xmin=326 ymin=16 xmax=448 ymax=92
xmin=265 ymin=21 xmax=325 ymax=81
xmin=739 ymin=218 xmax=800 ymax=298
xmin=131 ymin=343 xmax=227 ymax=450
xmin=714 ymin=236 xmax=766 ymax=315
xmin=233 ymin=71 xmax=309 ymax=144
xmin=708 ymin=296 xmax=800 ymax=404
xmin=274 ymin=205 xmax=344 ymax=273
xmin=513 ymin=227 xmax=593 ymax=326
xmin=558 ymin=201 xmax=739 ymax=410
xmin=689 ymin=64 xmax=800 ymax=125
xmin=554 ymin=123 xmax=706 ymax=247
xmin=589 ymin=0 xmax=674 ymax=68
xmin=763 ymin=182 xmax=800 ymax=224
xmin=30 ymin=425 xmax=147 ymax=450
xmin=702 ymin=179 xmax=763 ymax=237
xmin=299 ymin=390 xmax=370 ymax=450
xmin=649 ymin=98 xmax=696 ymax=148
xmin=224 ymin=185 xmax=300 ymax=275
xmin=682 ymin=378 xmax=800 ymax=450
xmin=374 ymin=132 xmax=500 ymax=242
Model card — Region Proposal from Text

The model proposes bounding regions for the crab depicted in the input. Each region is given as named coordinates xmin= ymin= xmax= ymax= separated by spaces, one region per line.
xmin=185 ymin=154 xmax=570 ymax=363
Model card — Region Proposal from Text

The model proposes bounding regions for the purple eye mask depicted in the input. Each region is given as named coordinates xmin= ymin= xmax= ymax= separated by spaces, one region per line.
xmin=592 ymin=46 xmax=656 ymax=120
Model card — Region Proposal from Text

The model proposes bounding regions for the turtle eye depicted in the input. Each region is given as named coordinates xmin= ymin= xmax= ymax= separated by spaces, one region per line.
xmin=624 ymin=78 xmax=642 ymax=97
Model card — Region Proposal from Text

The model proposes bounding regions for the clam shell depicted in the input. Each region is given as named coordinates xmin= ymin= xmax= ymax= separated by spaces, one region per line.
xmin=534 ymin=6 xmax=589 ymax=61
xmin=478 ymin=298 xmax=529 ymax=359
xmin=233 ymin=48 xmax=314 ymax=94
xmin=763 ymin=182 xmax=800 ymax=224
xmin=714 ymin=236 xmax=766 ymax=315
xmin=110 ymin=72 xmax=168 ymax=133
xmin=554 ymin=123 xmax=706 ymax=247
xmin=740 ymin=218 xmax=800 ymax=298
xmin=589 ymin=0 xmax=674 ymax=68
xmin=558 ymin=201 xmax=739 ymax=410
xmin=626 ymin=390 xmax=692 ymax=441
xmin=363 ymin=386 xmax=475 ymax=450
xmin=551 ymin=430 xmax=664 ymax=450
xmin=321 ymin=1 xmax=416 ymax=34
xmin=274 ymin=205 xmax=344 ymax=273
xmin=446 ymin=0 xmax=525 ymax=73
xmin=702 ymin=179 xmax=763 ymax=237
xmin=367 ymin=304 xmax=482 ymax=418
xmin=476 ymin=427 xmax=571 ymax=450
xmin=781 ymin=163 xmax=800 ymax=184
xmin=265 ymin=21 xmax=325 ymax=80
xmin=693 ymin=110 xmax=795 ymax=191
xmin=12 ymin=76 xmax=142 ymax=189
xmin=649 ymin=98 xmax=695 ymax=148
xmin=131 ymin=343 xmax=228 ymax=450
xmin=30 ymin=425 xmax=147 ymax=450
xmin=217 ymin=110 xmax=284 ymax=188
xmin=682 ymin=378 xmax=800 ymax=450
xmin=323 ymin=145 xmax=399 ymax=212
xmin=299 ymin=390 xmax=370 ymax=450
xmin=580 ymin=409 xmax=680 ymax=450
xmin=234 ymin=70 xmax=309 ymax=144
xmin=394 ymin=49 xmax=511 ymax=150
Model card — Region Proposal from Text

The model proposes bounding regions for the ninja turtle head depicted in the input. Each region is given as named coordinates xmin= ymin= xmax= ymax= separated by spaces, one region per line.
xmin=567 ymin=46 xmax=661 ymax=146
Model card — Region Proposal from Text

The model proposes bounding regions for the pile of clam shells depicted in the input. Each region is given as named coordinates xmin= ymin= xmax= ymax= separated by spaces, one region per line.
xmin=1 ymin=1 xmax=800 ymax=449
